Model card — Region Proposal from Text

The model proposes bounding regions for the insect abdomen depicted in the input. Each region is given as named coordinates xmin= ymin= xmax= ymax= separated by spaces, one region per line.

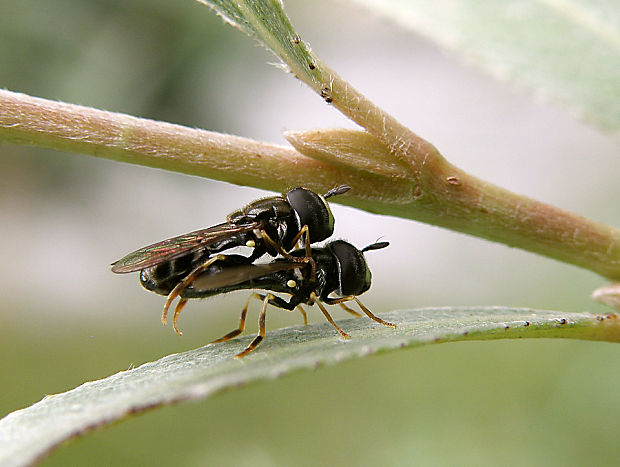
xmin=140 ymin=250 xmax=208 ymax=295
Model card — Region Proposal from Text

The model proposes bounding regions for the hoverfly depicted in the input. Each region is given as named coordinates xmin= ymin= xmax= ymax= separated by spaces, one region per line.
xmin=111 ymin=185 xmax=350 ymax=299
xmin=161 ymin=239 xmax=395 ymax=358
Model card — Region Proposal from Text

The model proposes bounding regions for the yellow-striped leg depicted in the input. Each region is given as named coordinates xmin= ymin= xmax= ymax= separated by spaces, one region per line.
xmin=235 ymin=293 xmax=276 ymax=358
xmin=210 ymin=293 xmax=257 ymax=344
xmin=161 ymin=254 xmax=227 ymax=325
xmin=324 ymin=296 xmax=395 ymax=328
xmin=260 ymin=228 xmax=316 ymax=280
xmin=353 ymin=297 xmax=396 ymax=328
xmin=288 ymin=224 xmax=312 ymax=259
xmin=296 ymin=305 xmax=308 ymax=325
xmin=313 ymin=294 xmax=350 ymax=339
xmin=172 ymin=298 xmax=188 ymax=336
xmin=339 ymin=302 xmax=362 ymax=317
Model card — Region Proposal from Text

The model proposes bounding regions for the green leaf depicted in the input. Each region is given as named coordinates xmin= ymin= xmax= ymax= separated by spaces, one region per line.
xmin=350 ymin=0 xmax=620 ymax=134
xmin=0 ymin=307 xmax=616 ymax=466
xmin=195 ymin=0 xmax=319 ymax=83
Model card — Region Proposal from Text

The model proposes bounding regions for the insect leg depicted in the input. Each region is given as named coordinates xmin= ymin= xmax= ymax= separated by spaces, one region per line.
xmin=258 ymin=230 xmax=291 ymax=256
xmin=323 ymin=296 xmax=357 ymax=307
xmin=352 ymin=297 xmax=396 ymax=328
xmin=260 ymin=229 xmax=317 ymax=280
xmin=296 ymin=305 xmax=308 ymax=325
xmin=232 ymin=293 xmax=302 ymax=357
xmin=324 ymin=296 xmax=395 ymax=327
xmin=161 ymin=254 xmax=228 ymax=326
xmin=288 ymin=224 xmax=312 ymax=259
xmin=172 ymin=298 xmax=189 ymax=336
xmin=313 ymin=294 xmax=350 ymax=339
xmin=339 ymin=303 xmax=362 ymax=317
xmin=289 ymin=225 xmax=317 ymax=281
xmin=210 ymin=293 xmax=257 ymax=344
xmin=236 ymin=293 xmax=276 ymax=358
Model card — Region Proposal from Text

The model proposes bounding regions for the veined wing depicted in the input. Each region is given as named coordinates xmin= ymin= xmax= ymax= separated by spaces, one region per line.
xmin=111 ymin=222 xmax=259 ymax=273
xmin=190 ymin=260 xmax=305 ymax=291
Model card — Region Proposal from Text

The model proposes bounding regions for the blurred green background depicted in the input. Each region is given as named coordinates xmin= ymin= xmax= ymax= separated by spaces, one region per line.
xmin=1 ymin=0 xmax=619 ymax=465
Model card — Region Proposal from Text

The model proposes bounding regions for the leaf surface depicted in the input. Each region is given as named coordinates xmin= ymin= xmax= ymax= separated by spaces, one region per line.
xmin=352 ymin=0 xmax=620 ymax=134
xmin=0 ymin=307 xmax=617 ymax=466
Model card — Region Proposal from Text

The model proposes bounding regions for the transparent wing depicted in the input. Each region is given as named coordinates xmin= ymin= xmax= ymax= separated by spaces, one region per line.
xmin=110 ymin=222 xmax=260 ymax=273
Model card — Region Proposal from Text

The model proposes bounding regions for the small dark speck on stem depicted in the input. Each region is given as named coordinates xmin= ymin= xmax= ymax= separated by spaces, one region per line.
xmin=320 ymin=87 xmax=333 ymax=103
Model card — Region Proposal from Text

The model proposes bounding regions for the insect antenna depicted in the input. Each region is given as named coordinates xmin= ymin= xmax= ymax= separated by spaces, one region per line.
xmin=323 ymin=184 xmax=351 ymax=198
xmin=362 ymin=241 xmax=389 ymax=252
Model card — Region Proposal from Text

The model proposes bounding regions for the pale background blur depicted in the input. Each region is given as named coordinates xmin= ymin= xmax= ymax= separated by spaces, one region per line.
xmin=1 ymin=0 xmax=619 ymax=465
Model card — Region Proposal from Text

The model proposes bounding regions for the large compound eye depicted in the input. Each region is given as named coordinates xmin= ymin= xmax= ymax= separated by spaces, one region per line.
xmin=328 ymin=240 xmax=371 ymax=297
xmin=286 ymin=187 xmax=335 ymax=243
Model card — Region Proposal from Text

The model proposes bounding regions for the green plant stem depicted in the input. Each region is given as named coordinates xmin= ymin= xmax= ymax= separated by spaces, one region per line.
xmin=323 ymin=60 xmax=620 ymax=276
xmin=194 ymin=0 xmax=620 ymax=280
xmin=2 ymin=89 xmax=620 ymax=279
xmin=0 ymin=90 xmax=405 ymax=200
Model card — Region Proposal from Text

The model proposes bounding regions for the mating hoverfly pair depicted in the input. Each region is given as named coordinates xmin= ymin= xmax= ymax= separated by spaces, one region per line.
xmin=111 ymin=185 xmax=395 ymax=357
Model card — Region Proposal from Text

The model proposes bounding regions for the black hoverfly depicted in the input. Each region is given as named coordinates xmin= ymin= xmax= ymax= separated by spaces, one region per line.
xmin=111 ymin=185 xmax=350 ymax=297
xmin=159 ymin=239 xmax=395 ymax=358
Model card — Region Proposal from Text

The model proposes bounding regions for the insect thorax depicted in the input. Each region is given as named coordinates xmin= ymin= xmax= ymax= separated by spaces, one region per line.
xmin=227 ymin=196 xmax=291 ymax=224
